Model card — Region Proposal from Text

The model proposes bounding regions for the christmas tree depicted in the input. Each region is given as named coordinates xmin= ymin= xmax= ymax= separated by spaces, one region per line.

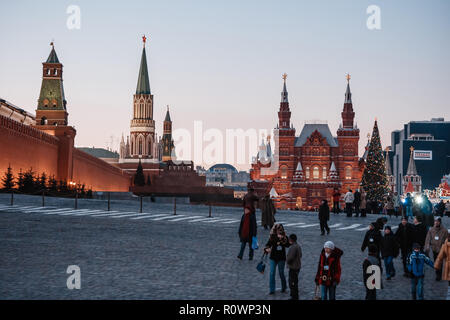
xmin=1 ymin=165 xmax=15 ymax=191
xmin=134 ymin=160 xmax=146 ymax=186
xmin=361 ymin=120 xmax=389 ymax=202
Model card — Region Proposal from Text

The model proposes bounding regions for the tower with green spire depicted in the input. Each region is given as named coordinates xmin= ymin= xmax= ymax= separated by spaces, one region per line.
xmin=162 ymin=105 xmax=175 ymax=162
xmin=35 ymin=42 xmax=68 ymax=126
xmin=129 ymin=35 xmax=156 ymax=159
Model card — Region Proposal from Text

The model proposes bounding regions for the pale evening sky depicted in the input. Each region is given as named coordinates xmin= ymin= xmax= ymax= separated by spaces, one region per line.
xmin=1 ymin=0 xmax=449 ymax=171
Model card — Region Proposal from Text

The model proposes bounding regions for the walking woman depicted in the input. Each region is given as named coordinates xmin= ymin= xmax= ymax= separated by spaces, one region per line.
xmin=314 ymin=241 xmax=343 ymax=300
xmin=264 ymin=224 xmax=290 ymax=294
xmin=261 ymin=194 xmax=276 ymax=230
xmin=237 ymin=206 xmax=257 ymax=260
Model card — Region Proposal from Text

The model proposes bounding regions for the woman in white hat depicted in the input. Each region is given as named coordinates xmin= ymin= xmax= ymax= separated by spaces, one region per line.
xmin=314 ymin=241 xmax=343 ymax=300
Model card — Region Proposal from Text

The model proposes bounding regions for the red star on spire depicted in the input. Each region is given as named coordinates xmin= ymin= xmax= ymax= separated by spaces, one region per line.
xmin=142 ymin=35 xmax=147 ymax=46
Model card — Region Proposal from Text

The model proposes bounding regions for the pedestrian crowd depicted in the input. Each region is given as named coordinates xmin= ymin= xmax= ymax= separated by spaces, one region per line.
xmin=237 ymin=188 xmax=450 ymax=300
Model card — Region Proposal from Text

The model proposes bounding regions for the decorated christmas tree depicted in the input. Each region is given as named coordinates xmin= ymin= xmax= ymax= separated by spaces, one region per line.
xmin=361 ymin=120 xmax=389 ymax=203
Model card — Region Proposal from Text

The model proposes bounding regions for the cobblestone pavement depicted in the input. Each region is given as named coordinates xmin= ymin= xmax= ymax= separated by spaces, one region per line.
xmin=0 ymin=194 xmax=448 ymax=300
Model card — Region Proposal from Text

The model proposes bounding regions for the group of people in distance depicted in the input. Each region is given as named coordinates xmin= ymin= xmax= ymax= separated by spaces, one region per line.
xmin=237 ymin=188 xmax=450 ymax=300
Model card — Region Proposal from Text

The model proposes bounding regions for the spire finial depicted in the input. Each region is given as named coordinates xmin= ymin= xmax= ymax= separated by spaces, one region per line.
xmin=410 ymin=146 xmax=414 ymax=154
xmin=50 ymin=40 xmax=54 ymax=49
xmin=142 ymin=34 xmax=147 ymax=47
xmin=346 ymin=73 xmax=351 ymax=83
xmin=282 ymin=73 xmax=287 ymax=82
xmin=167 ymin=105 xmax=169 ymax=111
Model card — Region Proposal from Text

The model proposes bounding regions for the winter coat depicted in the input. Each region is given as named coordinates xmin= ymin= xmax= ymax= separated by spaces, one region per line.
xmin=435 ymin=201 xmax=445 ymax=216
xmin=435 ymin=239 xmax=450 ymax=281
xmin=374 ymin=218 xmax=385 ymax=232
xmin=238 ymin=212 xmax=257 ymax=243
xmin=354 ymin=191 xmax=361 ymax=205
xmin=363 ymin=255 xmax=383 ymax=290
xmin=384 ymin=198 xmax=394 ymax=210
xmin=315 ymin=247 xmax=343 ymax=286
xmin=265 ymin=234 xmax=290 ymax=262
xmin=344 ymin=192 xmax=354 ymax=204
xmin=411 ymin=223 xmax=428 ymax=248
xmin=424 ymin=225 xmax=448 ymax=254
xmin=360 ymin=193 xmax=367 ymax=209
xmin=286 ymin=242 xmax=302 ymax=270
xmin=361 ymin=228 xmax=382 ymax=255
xmin=407 ymin=250 xmax=434 ymax=277
xmin=318 ymin=203 xmax=330 ymax=221
xmin=380 ymin=233 xmax=399 ymax=258
xmin=261 ymin=197 xmax=276 ymax=227
xmin=395 ymin=222 xmax=414 ymax=252
xmin=332 ymin=191 xmax=341 ymax=203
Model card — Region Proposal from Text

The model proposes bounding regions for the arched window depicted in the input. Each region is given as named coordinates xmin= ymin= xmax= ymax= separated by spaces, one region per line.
xmin=43 ymin=99 xmax=49 ymax=108
xmin=54 ymin=69 xmax=57 ymax=75
xmin=305 ymin=167 xmax=310 ymax=179
xmin=345 ymin=166 xmax=352 ymax=180
xmin=280 ymin=166 xmax=288 ymax=179
xmin=138 ymin=138 xmax=143 ymax=155
xmin=40 ymin=117 xmax=47 ymax=125
xmin=313 ymin=166 xmax=319 ymax=179
xmin=322 ymin=167 xmax=327 ymax=179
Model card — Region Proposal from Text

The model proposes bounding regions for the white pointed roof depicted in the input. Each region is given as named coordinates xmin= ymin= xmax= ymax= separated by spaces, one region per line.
xmin=295 ymin=162 xmax=303 ymax=171
xmin=269 ymin=187 xmax=278 ymax=198
xmin=330 ymin=161 xmax=337 ymax=172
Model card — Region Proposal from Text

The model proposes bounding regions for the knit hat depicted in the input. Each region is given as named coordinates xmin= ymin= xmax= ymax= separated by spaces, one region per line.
xmin=435 ymin=217 xmax=442 ymax=223
xmin=324 ymin=241 xmax=335 ymax=250
xmin=412 ymin=243 xmax=421 ymax=250
xmin=384 ymin=225 xmax=391 ymax=231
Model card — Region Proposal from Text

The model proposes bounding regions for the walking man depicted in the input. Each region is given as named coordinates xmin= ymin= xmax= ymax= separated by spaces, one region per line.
xmin=395 ymin=217 xmax=414 ymax=277
xmin=286 ymin=234 xmax=302 ymax=300
xmin=261 ymin=194 xmax=276 ymax=230
xmin=354 ymin=189 xmax=361 ymax=217
xmin=424 ymin=217 xmax=448 ymax=281
xmin=344 ymin=189 xmax=354 ymax=217
xmin=363 ymin=244 xmax=383 ymax=300
xmin=319 ymin=199 xmax=330 ymax=235
xmin=380 ymin=226 xmax=399 ymax=280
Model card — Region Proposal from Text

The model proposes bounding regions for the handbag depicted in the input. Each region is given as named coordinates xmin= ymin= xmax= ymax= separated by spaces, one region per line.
xmin=313 ymin=285 xmax=321 ymax=300
xmin=256 ymin=253 xmax=267 ymax=274
xmin=251 ymin=236 xmax=259 ymax=250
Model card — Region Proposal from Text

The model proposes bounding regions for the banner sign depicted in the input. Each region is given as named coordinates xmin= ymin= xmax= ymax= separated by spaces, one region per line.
xmin=413 ymin=150 xmax=432 ymax=160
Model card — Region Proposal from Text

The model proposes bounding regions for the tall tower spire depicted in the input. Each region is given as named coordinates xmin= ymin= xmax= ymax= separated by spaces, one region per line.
xmin=406 ymin=147 xmax=418 ymax=175
xmin=278 ymin=73 xmax=291 ymax=129
xmin=341 ymin=73 xmax=355 ymax=129
xmin=136 ymin=35 xmax=151 ymax=95
xmin=129 ymin=35 xmax=155 ymax=158
xmin=162 ymin=105 xmax=175 ymax=162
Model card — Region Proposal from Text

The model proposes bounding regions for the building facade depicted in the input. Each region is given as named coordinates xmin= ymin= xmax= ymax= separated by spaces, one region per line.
xmin=249 ymin=74 xmax=363 ymax=210
xmin=387 ymin=118 xmax=450 ymax=193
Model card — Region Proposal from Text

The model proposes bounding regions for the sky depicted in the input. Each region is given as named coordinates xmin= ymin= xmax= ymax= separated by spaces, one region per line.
xmin=1 ymin=0 xmax=449 ymax=171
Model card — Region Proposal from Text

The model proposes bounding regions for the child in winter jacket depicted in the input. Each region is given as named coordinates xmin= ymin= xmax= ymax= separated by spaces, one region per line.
xmin=407 ymin=243 xmax=435 ymax=300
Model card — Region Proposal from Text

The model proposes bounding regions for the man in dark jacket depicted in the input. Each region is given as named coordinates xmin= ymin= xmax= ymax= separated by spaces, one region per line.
xmin=332 ymin=188 xmax=341 ymax=214
xmin=361 ymin=223 xmax=382 ymax=258
xmin=286 ymin=234 xmax=302 ymax=300
xmin=319 ymin=199 xmax=330 ymax=235
xmin=363 ymin=244 xmax=383 ymax=300
xmin=395 ymin=217 xmax=414 ymax=277
xmin=380 ymin=226 xmax=399 ymax=280
xmin=237 ymin=207 xmax=257 ymax=260
xmin=353 ymin=189 xmax=361 ymax=217
xmin=411 ymin=216 xmax=428 ymax=250
xmin=374 ymin=217 xmax=388 ymax=232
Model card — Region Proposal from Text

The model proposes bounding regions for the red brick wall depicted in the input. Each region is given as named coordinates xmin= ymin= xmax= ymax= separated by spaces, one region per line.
xmin=72 ymin=149 xmax=131 ymax=191
xmin=0 ymin=114 xmax=131 ymax=192
xmin=0 ymin=114 xmax=59 ymax=178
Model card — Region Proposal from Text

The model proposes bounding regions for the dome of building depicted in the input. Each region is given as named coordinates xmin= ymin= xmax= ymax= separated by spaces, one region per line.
xmin=208 ymin=163 xmax=238 ymax=172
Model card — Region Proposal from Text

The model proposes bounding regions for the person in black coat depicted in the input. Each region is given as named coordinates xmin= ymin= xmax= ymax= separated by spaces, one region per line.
xmin=374 ymin=217 xmax=387 ymax=232
xmin=363 ymin=244 xmax=383 ymax=300
xmin=361 ymin=223 xmax=382 ymax=258
xmin=353 ymin=189 xmax=361 ymax=217
xmin=411 ymin=216 xmax=428 ymax=250
xmin=395 ymin=217 xmax=414 ymax=276
xmin=318 ymin=199 xmax=330 ymax=235
xmin=237 ymin=206 xmax=257 ymax=260
xmin=380 ymin=226 xmax=399 ymax=280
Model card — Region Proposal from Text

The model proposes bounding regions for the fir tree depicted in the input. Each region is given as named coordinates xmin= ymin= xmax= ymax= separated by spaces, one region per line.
xmin=23 ymin=168 xmax=36 ymax=193
xmin=2 ymin=165 xmax=15 ymax=191
xmin=49 ymin=175 xmax=58 ymax=192
xmin=17 ymin=169 xmax=24 ymax=192
xmin=361 ymin=120 xmax=389 ymax=203
xmin=134 ymin=160 xmax=146 ymax=186
xmin=39 ymin=172 xmax=47 ymax=191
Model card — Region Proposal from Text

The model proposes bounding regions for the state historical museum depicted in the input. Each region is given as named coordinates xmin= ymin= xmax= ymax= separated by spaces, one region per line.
xmin=249 ymin=74 xmax=364 ymax=210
